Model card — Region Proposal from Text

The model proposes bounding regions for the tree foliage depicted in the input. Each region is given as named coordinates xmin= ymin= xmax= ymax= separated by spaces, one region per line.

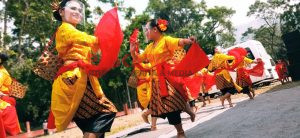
xmin=243 ymin=0 xmax=299 ymax=60
xmin=146 ymin=0 xmax=236 ymax=52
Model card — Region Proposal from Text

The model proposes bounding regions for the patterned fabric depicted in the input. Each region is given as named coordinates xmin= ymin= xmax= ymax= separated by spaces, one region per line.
xmin=74 ymin=82 xmax=117 ymax=119
xmin=236 ymin=57 xmax=253 ymax=87
xmin=9 ymin=80 xmax=27 ymax=99
xmin=236 ymin=69 xmax=251 ymax=87
xmin=33 ymin=50 xmax=63 ymax=81
xmin=149 ymin=80 xmax=186 ymax=116
xmin=172 ymin=49 xmax=186 ymax=62
xmin=215 ymin=74 xmax=234 ymax=90
xmin=73 ymin=82 xmax=116 ymax=133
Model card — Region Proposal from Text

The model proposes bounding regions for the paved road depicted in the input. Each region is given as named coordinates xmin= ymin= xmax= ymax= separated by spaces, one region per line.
xmin=185 ymin=86 xmax=300 ymax=138
xmin=111 ymin=85 xmax=300 ymax=138
xmin=110 ymin=98 xmax=248 ymax=138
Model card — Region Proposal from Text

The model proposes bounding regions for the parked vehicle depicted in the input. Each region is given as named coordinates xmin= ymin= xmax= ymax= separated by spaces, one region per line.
xmin=207 ymin=40 xmax=278 ymax=97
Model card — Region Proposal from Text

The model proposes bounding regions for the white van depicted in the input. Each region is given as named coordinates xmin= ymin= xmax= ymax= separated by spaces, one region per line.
xmin=224 ymin=40 xmax=279 ymax=86
xmin=206 ymin=40 xmax=278 ymax=98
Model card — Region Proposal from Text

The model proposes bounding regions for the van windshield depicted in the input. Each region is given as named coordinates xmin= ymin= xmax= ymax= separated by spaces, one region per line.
xmin=245 ymin=48 xmax=255 ymax=60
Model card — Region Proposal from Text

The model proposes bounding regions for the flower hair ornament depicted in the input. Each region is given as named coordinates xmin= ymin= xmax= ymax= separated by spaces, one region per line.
xmin=157 ymin=19 xmax=168 ymax=32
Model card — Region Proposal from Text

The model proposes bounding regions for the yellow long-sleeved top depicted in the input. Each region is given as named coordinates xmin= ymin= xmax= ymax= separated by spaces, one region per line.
xmin=138 ymin=36 xmax=181 ymax=68
xmin=56 ymin=22 xmax=98 ymax=62
xmin=0 ymin=66 xmax=12 ymax=94
xmin=51 ymin=22 xmax=116 ymax=132
xmin=137 ymin=35 xmax=182 ymax=80
xmin=208 ymin=53 xmax=235 ymax=82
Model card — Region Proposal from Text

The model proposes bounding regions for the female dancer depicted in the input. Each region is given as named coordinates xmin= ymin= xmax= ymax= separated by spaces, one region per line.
xmin=51 ymin=0 xmax=117 ymax=137
xmin=130 ymin=19 xmax=196 ymax=138
xmin=0 ymin=53 xmax=22 ymax=137
xmin=208 ymin=47 xmax=241 ymax=108
xmin=236 ymin=57 xmax=258 ymax=99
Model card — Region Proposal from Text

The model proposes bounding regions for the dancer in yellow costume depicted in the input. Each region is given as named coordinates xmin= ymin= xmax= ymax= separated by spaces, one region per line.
xmin=51 ymin=1 xmax=116 ymax=137
xmin=131 ymin=19 xmax=196 ymax=138
xmin=236 ymin=57 xmax=257 ymax=99
xmin=0 ymin=54 xmax=22 ymax=137
xmin=208 ymin=46 xmax=242 ymax=108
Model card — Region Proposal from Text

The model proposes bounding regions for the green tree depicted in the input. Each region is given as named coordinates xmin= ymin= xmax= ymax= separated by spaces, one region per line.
xmin=242 ymin=27 xmax=286 ymax=60
xmin=244 ymin=0 xmax=298 ymax=59
xmin=146 ymin=0 xmax=236 ymax=53
xmin=280 ymin=1 xmax=300 ymax=34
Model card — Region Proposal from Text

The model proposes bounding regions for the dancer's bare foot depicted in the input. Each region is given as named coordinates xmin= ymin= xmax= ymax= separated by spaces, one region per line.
xmin=202 ymin=102 xmax=206 ymax=107
xmin=190 ymin=112 xmax=196 ymax=122
xmin=177 ymin=131 xmax=186 ymax=138
xmin=141 ymin=113 xmax=150 ymax=124
xmin=229 ymin=104 xmax=233 ymax=107
xmin=151 ymin=125 xmax=157 ymax=131
xmin=252 ymin=91 xmax=255 ymax=97
xmin=193 ymin=106 xmax=199 ymax=113
xmin=220 ymin=97 xmax=225 ymax=107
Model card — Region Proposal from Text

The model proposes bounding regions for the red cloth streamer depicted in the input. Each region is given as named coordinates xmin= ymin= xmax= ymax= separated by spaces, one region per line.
xmin=246 ymin=60 xmax=264 ymax=77
xmin=129 ymin=29 xmax=139 ymax=43
xmin=228 ymin=47 xmax=248 ymax=70
xmin=172 ymin=43 xmax=210 ymax=77
xmin=160 ymin=43 xmax=209 ymax=98
xmin=129 ymin=29 xmax=140 ymax=55
xmin=203 ymin=73 xmax=216 ymax=91
xmin=91 ymin=7 xmax=123 ymax=77
xmin=236 ymin=60 xmax=264 ymax=86
xmin=47 ymin=110 xmax=56 ymax=129
xmin=184 ymin=75 xmax=203 ymax=99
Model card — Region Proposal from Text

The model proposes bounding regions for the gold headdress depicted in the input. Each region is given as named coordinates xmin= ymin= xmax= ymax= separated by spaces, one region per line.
xmin=51 ymin=0 xmax=60 ymax=11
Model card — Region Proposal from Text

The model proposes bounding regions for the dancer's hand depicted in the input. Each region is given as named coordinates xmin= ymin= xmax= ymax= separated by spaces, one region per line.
xmin=189 ymin=36 xmax=197 ymax=44
xmin=130 ymin=42 xmax=139 ymax=62
xmin=130 ymin=41 xmax=138 ymax=53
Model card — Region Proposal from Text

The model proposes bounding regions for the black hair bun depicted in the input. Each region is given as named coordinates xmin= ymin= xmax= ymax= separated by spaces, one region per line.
xmin=0 ymin=53 xmax=8 ymax=64
xmin=52 ymin=0 xmax=71 ymax=21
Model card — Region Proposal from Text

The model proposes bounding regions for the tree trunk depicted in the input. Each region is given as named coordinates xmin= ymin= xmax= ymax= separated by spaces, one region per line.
xmin=18 ymin=0 xmax=29 ymax=60
xmin=3 ymin=0 xmax=8 ymax=49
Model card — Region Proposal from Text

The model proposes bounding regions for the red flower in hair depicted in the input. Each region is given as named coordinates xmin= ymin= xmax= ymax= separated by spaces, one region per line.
xmin=157 ymin=19 xmax=168 ymax=31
